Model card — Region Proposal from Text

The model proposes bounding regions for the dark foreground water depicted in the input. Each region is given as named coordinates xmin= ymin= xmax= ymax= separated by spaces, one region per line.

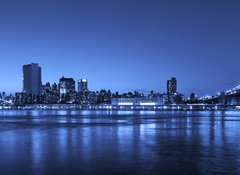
xmin=0 ymin=110 xmax=240 ymax=175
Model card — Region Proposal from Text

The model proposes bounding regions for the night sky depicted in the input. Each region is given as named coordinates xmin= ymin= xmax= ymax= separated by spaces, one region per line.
xmin=0 ymin=0 xmax=239 ymax=96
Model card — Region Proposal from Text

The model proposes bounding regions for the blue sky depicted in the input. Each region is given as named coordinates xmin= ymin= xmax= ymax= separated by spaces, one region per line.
xmin=0 ymin=0 xmax=240 ymax=96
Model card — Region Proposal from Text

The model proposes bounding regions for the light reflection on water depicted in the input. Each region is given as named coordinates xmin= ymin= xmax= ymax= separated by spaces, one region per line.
xmin=0 ymin=110 xmax=240 ymax=174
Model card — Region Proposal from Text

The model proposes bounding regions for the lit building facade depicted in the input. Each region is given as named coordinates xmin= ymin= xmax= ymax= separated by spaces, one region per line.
xmin=167 ymin=77 xmax=177 ymax=96
xmin=59 ymin=76 xmax=75 ymax=95
xmin=111 ymin=97 xmax=164 ymax=106
xmin=78 ymin=79 xmax=88 ymax=92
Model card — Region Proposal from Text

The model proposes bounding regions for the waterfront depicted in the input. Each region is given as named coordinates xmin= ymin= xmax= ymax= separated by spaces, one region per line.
xmin=1 ymin=104 xmax=240 ymax=111
xmin=0 ymin=110 xmax=240 ymax=174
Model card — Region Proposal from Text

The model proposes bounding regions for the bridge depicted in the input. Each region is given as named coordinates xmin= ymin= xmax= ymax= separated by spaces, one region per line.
xmin=199 ymin=84 xmax=240 ymax=105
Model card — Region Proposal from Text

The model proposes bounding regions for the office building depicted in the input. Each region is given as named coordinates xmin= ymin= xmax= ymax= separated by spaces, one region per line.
xmin=23 ymin=63 xmax=42 ymax=95
xmin=78 ymin=79 xmax=88 ymax=92
xmin=59 ymin=76 xmax=75 ymax=96
xmin=167 ymin=77 xmax=177 ymax=96
xmin=52 ymin=83 xmax=58 ymax=93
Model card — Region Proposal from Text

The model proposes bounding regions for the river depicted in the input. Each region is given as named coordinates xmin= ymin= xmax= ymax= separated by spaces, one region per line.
xmin=0 ymin=110 xmax=240 ymax=174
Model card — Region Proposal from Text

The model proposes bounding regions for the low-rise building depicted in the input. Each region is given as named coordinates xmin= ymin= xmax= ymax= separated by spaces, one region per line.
xmin=111 ymin=97 xmax=164 ymax=106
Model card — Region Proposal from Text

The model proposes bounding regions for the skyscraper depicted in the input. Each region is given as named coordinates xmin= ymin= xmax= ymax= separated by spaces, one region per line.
xmin=78 ymin=79 xmax=88 ymax=92
xmin=59 ymin=76 xmax=75 ymax=96
xmin=167 ymin=77 xmax=177 ymax=96
xmin=23 ymin=63 xmax=42 ymax=95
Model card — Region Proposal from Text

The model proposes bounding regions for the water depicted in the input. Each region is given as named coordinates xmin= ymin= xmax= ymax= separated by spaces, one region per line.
xmin=0 ymin=110 xmax=240 ymax=175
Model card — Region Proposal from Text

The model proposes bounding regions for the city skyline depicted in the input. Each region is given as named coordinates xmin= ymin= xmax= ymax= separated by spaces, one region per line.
xmin=1 ymin=61 xmax=239 ymax=107
xmin=0 ymin=0 xmax=240 ymax=95
xmin=1 ymin=2 xmax=240 ymax=175
xmin=0 ymin=61 xmax=239 ymax=97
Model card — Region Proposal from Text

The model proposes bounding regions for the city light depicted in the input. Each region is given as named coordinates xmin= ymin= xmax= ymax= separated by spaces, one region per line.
xmin=118 ymin=102 xmax=133 ymax=106
xmin=0 ymin=63 xmax=239 ymax=109
xmin=140 ymin=102 xmax=156 ymax=106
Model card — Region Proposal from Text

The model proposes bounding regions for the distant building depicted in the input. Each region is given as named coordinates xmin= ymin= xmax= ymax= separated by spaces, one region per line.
xmin=50 ymin=83 xmax=59 ymax=103
xmin=58 ymin=77 xmax=76 ymax=103
xmin=15 ymin=92 xmax=27 ymax=105
xmin=189 ymin=92 xmax=195 ymax=101
xmin=42 ymin=82 xmax=51 ymax=94
xmin=23 ymin=63 xmax=42 ymax=95
xmin=167 ymin=77 xmax=178 ymax=103
xmin=15 ymin=92 xmax=35 ymax=105
xmin=95 ymin=89 xmax=111 ymax=104
xmin=52 ymin=83 xmax=58 ymax=93
xmin=78 ymin=79 xmax=88 ymax=92
xmin=59 ymin=76 xmax=75 ymax=96
xmin=167 ymin=77 xmax=177 ymax=96
xmin=111 ymin=97 xmax=164 ymax=106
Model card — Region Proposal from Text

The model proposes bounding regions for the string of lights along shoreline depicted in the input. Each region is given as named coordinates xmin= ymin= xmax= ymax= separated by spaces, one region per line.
xmin=0 ymin=63 xmax=240 ymax=108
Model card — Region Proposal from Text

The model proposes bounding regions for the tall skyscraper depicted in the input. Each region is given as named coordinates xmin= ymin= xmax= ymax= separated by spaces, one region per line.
xmin=167 ymin=77 xmax=177 ymax=96
xmin=78 ymin=79 xmax=88 ymax=92
xmin=23 ymin=63 xmax=42 ymax=95
xmin=59 ymin=76 xmax=75 ymax=96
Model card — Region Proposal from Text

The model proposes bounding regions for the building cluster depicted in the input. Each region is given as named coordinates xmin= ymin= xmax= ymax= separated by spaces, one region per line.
xmin=0 ymin=63 xmax=187 ymax=106
xmin=13 ymin=63 xmax=114 ymax=105
xmin=1 ymin=63 xmax=239 ymax=107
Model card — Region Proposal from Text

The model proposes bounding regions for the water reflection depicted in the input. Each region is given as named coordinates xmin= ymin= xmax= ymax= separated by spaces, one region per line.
xmin=0 ymin=110 xmax=239 ymax=174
